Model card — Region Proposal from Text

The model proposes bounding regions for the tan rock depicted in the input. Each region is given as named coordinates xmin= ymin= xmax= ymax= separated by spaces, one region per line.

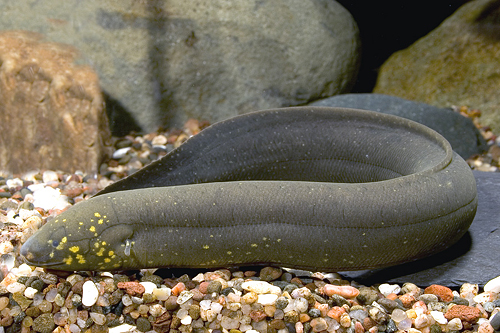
xmin=0 ymin=31 xmax=111 ymax=174
xmin=374 ymin=0 xmax=500 ymax=132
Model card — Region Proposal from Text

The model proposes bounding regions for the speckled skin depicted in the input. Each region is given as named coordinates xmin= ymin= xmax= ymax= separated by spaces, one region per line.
xmin=21 ymin=107 xmax=477 ymax=271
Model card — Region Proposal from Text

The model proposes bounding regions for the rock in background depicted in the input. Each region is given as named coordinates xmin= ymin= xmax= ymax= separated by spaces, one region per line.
xmin=0 ymin=0 xmax=360 ymax=133
xmin=311 ymin=93 xmax=487 ymax=159
xmin=0 ymin=31 xmax=112 ymax=175
xmin=373 ymin=0 xmax=500 ymax=132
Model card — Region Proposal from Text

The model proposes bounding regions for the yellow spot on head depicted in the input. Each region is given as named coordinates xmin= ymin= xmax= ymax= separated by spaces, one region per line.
xmin=251 ymin=244 xmax=258 ymax=247
xmin=96 ymin=248 xmax=105 ymax=256
xmin=94 ymin=212 xmax=101 ymax=217
xmin=76 ymin=254 xmax=86 ymax=264
xmin=94 ymin=242 xmax=99 ymax=248
xmin=69 ymin=246 xmax=80 ymax=253
xmin=61 ymin=237 xmax=67 ymax=244
xmin=102 ymin=241 xmax=107 ymax=246
xmin=202 ymin=245 xmax=210 ymax=250
xmin=108 ymin=251 xmax=114 ymax=256
xmin=63 ymin=256 xmax=73 ymax=265
xmin=104 ymin=258 xmax=111 ymax=263
xmin=89 ymin=226 xmax=96 ymax=232
xmin=79 ymin=222 xmax=83 ymax=225
xmin=98 ymin=219 xmax=104 ymax=224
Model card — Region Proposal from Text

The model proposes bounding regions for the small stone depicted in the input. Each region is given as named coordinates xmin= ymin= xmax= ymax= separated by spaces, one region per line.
xmin=12 ymin=292 xmax=33 ymax=310
xmin=379 ymin=284 xmax=401 ymax=296
xmin=257 ymin=293 xmax=278 ymax=306
xmin=32 ymin=313 xmax=55 ymax=333
xmin=139 ymin=281 xmax=157 ymax=294
xmin=447 ymin=317 xmax=463 ymax=330
xmin=117 ymin=281 xmax=145 ymax=296
xmin=478 ymin=321 xmax=494 ymax=333
xmin=321 ymin=284 xmax=359 ymax=298
xmin=484 ymin=275 xmax=500 ymax=293
xmin=357 ymin=287 xmax=379 ymax=305
xmin=490 ymin=312 xmax=500 ymax=330
xmin=444 ymin=305 xmax=481 ymax=323
xmin=310 ymin=317 xmax=328 ymax=332
xmin=418 ymin=294 xmax=439 ymax=304
xmin=424 ymin=285 xmax=453 ymax=302
xmin=89 ymin=312 xmax=106 ymax=325
xmin=430 ymin=311 xmax=447 ymax=325
xmin=259 ymin=267 xmax=282 ymax=281
xmin=82 ymin=281 xmax=99 ymax=307
xmin=241 ymin=281 xmax=281 ymax=294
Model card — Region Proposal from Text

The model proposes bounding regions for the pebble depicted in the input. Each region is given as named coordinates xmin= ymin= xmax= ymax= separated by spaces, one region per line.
xmin=379 ymin=283 xmax=401 ymax=296
xmin=81 ymin=281 xmax=99 ymax=307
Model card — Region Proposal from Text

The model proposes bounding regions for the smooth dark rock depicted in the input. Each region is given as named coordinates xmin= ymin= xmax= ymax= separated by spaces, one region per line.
xmin=310 ymin=93 xmax=487 ymax=159
xmin=340 ymin=171 xmax=500 ymax=288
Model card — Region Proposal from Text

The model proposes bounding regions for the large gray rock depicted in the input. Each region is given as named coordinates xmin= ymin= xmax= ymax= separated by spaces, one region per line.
xmin=373 ymin=0 xmax=500 ymax=133
xmin=0 ymin=0 xmax=360 ymax=132
xmin=311 ymin=93 xmax=487 ymax=159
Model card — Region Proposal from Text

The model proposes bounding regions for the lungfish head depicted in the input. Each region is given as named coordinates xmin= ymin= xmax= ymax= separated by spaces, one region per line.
xmin=21 ymin=195 xmax=137 ymax=271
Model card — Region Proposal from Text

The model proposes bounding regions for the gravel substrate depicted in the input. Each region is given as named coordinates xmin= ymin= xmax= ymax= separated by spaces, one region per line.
xmin=0 ymin=108 xmax=499 ymax=333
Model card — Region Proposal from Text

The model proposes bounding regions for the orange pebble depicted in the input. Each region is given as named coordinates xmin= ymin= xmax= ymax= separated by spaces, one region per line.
xmin=171 ymin=282 xmax=186 ymax=296
xmin=386 ymin=293 xmax=398 ymax=300
xmin=321 ymin=284 xmax=360 ymax=298
xmin=327 ymin=306 xmax=346 ymax=321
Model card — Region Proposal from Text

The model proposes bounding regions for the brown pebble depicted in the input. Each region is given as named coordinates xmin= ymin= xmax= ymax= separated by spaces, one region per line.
xmin=259 ymin=267 xmax=282 ymax=281
xmin=117 ymin=281 xmax=145 ymax=296
xmin=171 ymin=282 xmax=185 ymax=296
xmin=445 ymin=305 xmax=482 ymax=323
xmin=424 ymin=284 xmax=454 ymax=302
xmin=310 ymin=317 xmax=328 ymax=332
xmin=198 ymin=281 xmax=210 ymax=294
xmin=164 ymin=296 xmax=179 ymax=311
xmin=362 ymin=317 xmax=376 ymax=330
xmin=355 ymin=321 xmax=365 ymax=333
xmin=398 ymin=293 xmax=416 ymax=308
xmin=250 ymin=310 xmax=267 ymax=322
xmin=269 ymin=318 xmax=286 ymax=330
xmin=71 ymin=280 xmax=85 ymax=294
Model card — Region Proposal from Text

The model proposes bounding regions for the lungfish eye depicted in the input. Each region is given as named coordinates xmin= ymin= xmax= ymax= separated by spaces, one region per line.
xmin=52 ymin=240 xmax=59 ymax=247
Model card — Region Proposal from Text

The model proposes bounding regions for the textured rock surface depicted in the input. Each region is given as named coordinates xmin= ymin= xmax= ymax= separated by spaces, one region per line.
xmin=311 ymin=93 xmax=487 ymax=159
xmin=341 ymin=171 xmax=500 ymax=288
xmin=0 ymin=31 xmax=112 ymax=174
xmin=373 ymin=0 xmax=500 ymax=132
xmin=0 ymin=0 xmax=360 ymax=132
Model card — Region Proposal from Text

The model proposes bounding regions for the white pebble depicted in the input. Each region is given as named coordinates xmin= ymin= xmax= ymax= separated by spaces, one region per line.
xmin=29 ymin=185 xmax=70 ymax=211
xmin=18 ymin=208 xmax=41 ymax=220
xmin=447 ymin=318 xmax=463 ymax=330
xmin=6 ymin=178 xmax=23 ymax=188
xmin=485 ymin=275 xmax=500 ymax=293
xmin=241 ymin=281 xmax=281 ymax=294
xmin=379 ymin=283 xmax=401 ymax=296
xmin=257 ymin=293 xmax=278 ymax=306
xmin=152 ymin=135 xmax=168 ymax=146
xmin=430 ymin=311 xmax=447 ymax=325
xmin=122 ymin=294 xmax=133 ymax=306
xmin=192 ymin=273 xmax=205 ymax=283
xmin=139 ymin=281 xmax=157 ymax=294
xmin=42 ymin=170 xmax=59 ymax=183
xmin=211 ymin=302 xmax=223 ymax=313
xmin=199 ymin=300 xmax=212 ymax=311
xmin=0 ymin=241 xmax=13 ymax=254
xmin=6 ymin=282 xmax=26 ymax=294
xmin=82 ymin=281 xmax=99 ymax=307
xmin=24 ymin=287 xmax=38 ymax=299
xmin=153 ymin=287 xmax=171 ymax=301
xmin=112 ymin=147 xmax=131 ymax=159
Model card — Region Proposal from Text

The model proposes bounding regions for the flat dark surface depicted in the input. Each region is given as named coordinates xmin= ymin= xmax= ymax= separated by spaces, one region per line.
xmin=340 ymin=171 xmax=500 ymax=288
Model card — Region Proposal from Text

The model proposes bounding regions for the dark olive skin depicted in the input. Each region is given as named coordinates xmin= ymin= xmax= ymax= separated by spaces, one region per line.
xmin=21 ymin=107 xmax=477 ymax=271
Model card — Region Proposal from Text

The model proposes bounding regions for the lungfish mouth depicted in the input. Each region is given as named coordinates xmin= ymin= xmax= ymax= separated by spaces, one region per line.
xmin=20 ymin=237 xmax=64 ymax=267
